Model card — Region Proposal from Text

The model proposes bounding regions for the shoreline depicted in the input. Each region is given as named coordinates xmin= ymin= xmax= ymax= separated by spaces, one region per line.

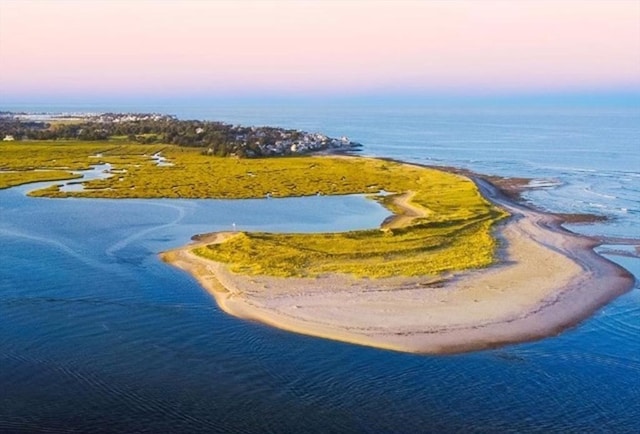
xmin=160 ymin=163 xmax=635 ymax=354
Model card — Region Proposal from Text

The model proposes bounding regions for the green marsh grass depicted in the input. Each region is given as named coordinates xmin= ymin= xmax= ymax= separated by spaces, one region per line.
xmin=1 ymin=140 xmax=507 ymax=277
xmin=0 ymin=170 xmax=81 ymax=189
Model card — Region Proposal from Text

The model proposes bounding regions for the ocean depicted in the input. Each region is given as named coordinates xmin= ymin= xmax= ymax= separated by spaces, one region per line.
xmin=1 ymin=103 xmax=639 ymax=433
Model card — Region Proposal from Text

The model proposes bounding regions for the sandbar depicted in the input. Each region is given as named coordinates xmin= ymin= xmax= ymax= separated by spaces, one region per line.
xmin=160 ymin=175 xmax=634 ymax=354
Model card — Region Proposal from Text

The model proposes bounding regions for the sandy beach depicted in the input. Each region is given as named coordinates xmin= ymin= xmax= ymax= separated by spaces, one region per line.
xmin=160 ymin=176 xmax=634 ymax=354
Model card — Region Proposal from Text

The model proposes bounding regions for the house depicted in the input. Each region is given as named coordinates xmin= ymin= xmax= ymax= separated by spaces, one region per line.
xmin=3 ymin=135 xmax=15 ymax=141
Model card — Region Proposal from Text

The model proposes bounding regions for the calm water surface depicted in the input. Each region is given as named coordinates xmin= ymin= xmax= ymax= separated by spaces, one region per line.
xmin=1 ymin=104 xmax=639 ymax=433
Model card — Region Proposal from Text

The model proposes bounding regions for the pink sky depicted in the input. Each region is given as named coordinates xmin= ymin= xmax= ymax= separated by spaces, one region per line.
xmin=1 ymin=0 xmax=639 ymax=99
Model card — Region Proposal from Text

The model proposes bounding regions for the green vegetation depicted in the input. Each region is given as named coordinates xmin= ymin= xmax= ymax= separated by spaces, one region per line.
xmin=0 ymin=170 xmax=81 ymax=190
xmin=0 ymin=141 xmax=166 ymax=195
xmin=0 ymin=139 xmax=508 ymax=278
xmin=1 ymin=112 xmax=357 ymax=157
xmin=0 ymin=140 xmax=100 ymax=189
xmin=0 ymin=140 xmax=165 ymax=171
xmin=194 ymin=218 xmax=499 ymax=278
xmin=193 ymin=162 xmax=506 ymax=278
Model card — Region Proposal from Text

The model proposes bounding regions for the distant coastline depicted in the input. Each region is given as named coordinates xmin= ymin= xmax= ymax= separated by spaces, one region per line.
xmin=0 ymin=110 xmax=361 ymax=157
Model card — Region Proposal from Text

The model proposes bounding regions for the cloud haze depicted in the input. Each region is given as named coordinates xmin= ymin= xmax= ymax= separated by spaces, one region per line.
xmin=1 ymin=0 xmax=639 ymax=100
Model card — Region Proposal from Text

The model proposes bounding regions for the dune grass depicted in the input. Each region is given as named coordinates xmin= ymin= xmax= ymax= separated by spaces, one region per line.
xmin=194 ymin=217 xmax=500 ymax=278
xmin=1 ymin=139 xmax=508 ymax=278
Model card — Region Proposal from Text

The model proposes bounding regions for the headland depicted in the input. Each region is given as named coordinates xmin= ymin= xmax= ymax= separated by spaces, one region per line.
xmin=161 ymin=170 xmax=634 ymax=354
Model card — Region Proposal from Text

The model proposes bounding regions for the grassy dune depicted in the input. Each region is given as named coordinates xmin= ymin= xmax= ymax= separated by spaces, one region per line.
xmin=1 ymin=140 xmax=507 ymax=278
xmin=194 ymin=218 xmax=499 ymax=278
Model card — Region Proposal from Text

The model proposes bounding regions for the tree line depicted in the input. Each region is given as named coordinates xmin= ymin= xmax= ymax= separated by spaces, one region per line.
xmin=0 ymin=115 xmax=308 ymax=158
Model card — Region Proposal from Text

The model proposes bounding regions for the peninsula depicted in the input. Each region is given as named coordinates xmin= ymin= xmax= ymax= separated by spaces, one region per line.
xmin=1 ymin=112 xmax=633 ymax=354
xmin=161 ymin=165 xmax=633 ymax=354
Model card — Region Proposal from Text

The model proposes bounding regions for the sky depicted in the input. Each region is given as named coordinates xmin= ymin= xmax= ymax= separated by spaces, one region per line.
xmin=0 ymin=0 xmax=639 ymax=104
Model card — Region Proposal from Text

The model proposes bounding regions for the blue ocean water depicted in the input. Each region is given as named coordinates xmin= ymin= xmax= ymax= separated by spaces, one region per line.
xmin=1 ymin=103 xmax=639 ymax=433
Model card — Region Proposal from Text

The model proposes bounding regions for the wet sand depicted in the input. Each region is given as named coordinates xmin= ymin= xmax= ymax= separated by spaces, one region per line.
xmin=160 ymin=174 xmax=634 ymax=354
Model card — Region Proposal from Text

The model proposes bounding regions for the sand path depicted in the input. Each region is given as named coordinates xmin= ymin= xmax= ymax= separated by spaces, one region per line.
xmin=380 ymin=191 xmax=428 ymax=229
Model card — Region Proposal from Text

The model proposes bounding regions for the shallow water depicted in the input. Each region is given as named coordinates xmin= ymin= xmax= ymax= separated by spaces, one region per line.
xmin=1 ymin=104 xmax=639 ymax=433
